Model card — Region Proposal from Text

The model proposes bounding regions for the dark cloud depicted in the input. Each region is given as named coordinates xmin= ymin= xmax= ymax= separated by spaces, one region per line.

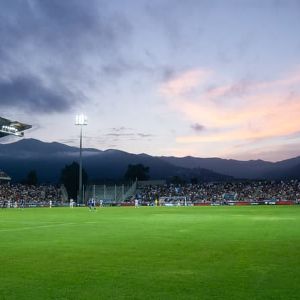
xmin=106 ymin=132 xmax=153 ymax=139
xmin=161 ymin=67 xmax=177 ymax=81
xmin=191 ymin=123 xmax=205 ymax=132
xmin=0 ymin=0 xmax=130 ymax=57
xmin=137 ymin=133 xmax=154 ymax=138
xmin=105 ymin=128 xmax=154 ymax=141
xmin=144 ymin=1 xmax=181 ymax=50
xmin=0 ymin=0 xmax=185 ymax=114
xmin=106 ymin=133 xmax=135 ymax=137
xmin=110 ymin=127 xmax=133 ymax=132
xmin=0 ymin=0 xmax=132 ymax=113
xmin=99 ymin=53 xmax=178 ymax=82
xmin=0 ymin=75 xmax=77 ymax=113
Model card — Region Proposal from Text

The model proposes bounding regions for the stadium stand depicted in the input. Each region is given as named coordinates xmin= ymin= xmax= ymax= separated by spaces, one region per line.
xmin=0 ymin=183 xmax=65 ymax=207
xmin=135 ymin=180 xmax=300 ymax=206
xmin=1 ymin=180 xmax=299 ymax=208
xmin=85 ymin=180 xmax=300 ymax=206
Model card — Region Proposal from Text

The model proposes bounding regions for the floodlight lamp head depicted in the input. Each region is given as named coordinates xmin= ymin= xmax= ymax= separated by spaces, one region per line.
xmin=75 ymin=114 xmax=88 ymax=125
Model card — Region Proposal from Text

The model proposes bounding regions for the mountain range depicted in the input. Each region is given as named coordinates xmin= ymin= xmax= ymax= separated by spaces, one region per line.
xmin=0 ymin=138 xmax=299 ymax=183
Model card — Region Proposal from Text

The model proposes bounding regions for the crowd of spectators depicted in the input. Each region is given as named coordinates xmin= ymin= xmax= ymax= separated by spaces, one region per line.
xmin=2 ymin=180 xmax=300 ymax=208
xmin=136 ymin=180 xmax=300 ymax=205
xmin=0 ymin=183 xmax=63 ymax=207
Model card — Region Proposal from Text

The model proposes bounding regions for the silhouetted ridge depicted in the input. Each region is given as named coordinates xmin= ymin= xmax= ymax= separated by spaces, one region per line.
xmin=0 ymin=139 xmax=299 ymax=183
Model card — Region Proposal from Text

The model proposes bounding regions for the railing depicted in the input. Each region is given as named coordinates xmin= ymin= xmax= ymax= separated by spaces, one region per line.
xmin=85 ymin=181 xmax=137 ymax=203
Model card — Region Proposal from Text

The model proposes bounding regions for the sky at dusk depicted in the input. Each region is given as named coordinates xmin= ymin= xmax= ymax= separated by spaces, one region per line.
xmin=1 ymin=0 xmax=300 ymax=161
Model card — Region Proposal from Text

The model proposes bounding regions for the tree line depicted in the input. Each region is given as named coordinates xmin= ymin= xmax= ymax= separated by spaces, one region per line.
xmin=21 ymin=162 xmax=150 ymax=200
xmin=21 ymin=162 xmax=197 ymax=200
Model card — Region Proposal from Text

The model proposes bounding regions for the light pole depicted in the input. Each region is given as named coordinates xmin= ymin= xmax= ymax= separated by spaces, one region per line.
xmin=75 ymin=114 xmax=88 ymax=205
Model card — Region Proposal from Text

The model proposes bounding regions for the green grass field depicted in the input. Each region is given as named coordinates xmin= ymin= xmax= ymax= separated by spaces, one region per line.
xmin=0 ymin=206 xmax=299 ymax=300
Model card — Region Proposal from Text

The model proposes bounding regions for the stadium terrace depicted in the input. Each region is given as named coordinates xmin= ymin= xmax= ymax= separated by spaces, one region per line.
xmin=1 ymin=180 xmax=300 ymax=208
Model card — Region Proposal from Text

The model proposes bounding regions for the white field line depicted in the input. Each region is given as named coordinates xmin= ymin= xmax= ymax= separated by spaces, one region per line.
xmin=0 ymin=221 xmax=96 ymax=232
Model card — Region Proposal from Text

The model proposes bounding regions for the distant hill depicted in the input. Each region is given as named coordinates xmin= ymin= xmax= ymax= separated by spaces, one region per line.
xmin=0 ymin=139 xmax=232 ymax=183
xmin=0 ymin=139 xmax=299 ymax=183
xmin=160 ymin=156 xmax=300 ymax=180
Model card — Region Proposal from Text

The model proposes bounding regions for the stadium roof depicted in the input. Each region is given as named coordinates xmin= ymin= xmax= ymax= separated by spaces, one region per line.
xmin=0 ymin=116 xmax=31 ymax=138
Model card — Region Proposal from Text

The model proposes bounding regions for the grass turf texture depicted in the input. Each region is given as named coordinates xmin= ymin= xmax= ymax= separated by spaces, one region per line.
xmin=0 ymin=206 xmax=299 ymax=300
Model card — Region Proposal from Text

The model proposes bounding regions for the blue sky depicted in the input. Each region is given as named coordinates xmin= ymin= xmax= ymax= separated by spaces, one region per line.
xmin=1 ymin=0 xmax=300 ymax=161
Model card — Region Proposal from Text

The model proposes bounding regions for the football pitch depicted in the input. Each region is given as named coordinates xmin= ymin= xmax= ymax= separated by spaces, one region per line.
xmin=0 ymin=206 xmax=299 ymax=300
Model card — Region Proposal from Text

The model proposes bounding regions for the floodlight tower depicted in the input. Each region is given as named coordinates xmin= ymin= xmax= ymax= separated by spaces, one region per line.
xmin=75 ymin=114 xmax=88 ymax=205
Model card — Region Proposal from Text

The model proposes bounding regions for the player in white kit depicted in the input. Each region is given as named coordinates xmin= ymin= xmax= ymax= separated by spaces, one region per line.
xmin=134 ymin=199 xmax=139 ymax=208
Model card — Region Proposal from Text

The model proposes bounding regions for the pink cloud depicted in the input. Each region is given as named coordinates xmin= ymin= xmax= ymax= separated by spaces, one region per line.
xmin=160 ymin=69 xmax=212 ymax=98
xmin=203 ymin=67 xmax=300 ymax=100
xmin=160 ymin=67 xmax=300 ymax=146
xmin=176 ymin=95 xmax=300 ymax=143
